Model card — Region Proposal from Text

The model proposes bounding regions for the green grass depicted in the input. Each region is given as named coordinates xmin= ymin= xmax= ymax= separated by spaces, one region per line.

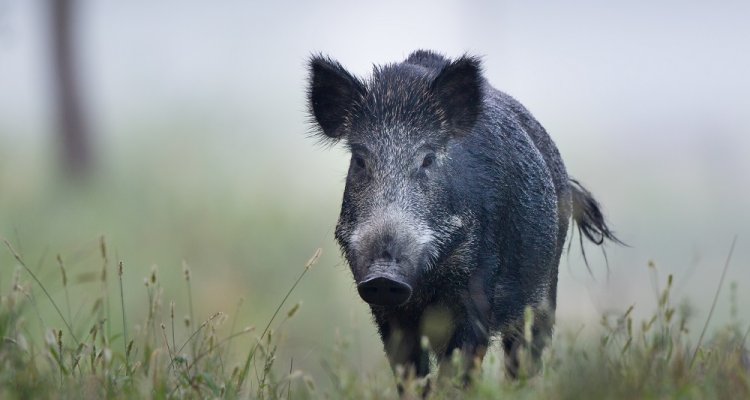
xmin=0 ymin=237 xmax=316 ymax=399
xmin=1 ymin=235 xmax=747 ymax=400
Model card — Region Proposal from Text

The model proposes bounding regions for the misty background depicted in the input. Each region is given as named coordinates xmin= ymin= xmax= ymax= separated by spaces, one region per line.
xmin=1 ymin=0 xmax=748 ymax=377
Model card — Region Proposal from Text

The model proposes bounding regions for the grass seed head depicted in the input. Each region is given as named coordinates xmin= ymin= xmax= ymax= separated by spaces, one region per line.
xmin=99 ymin=235 xmax=107 ymax=260
xmin=57 ymin=254 xmax=67 ymax=286
xmin=305 ymin=248 xmax=322 ymax=269
xmin=287 ymin=302 xmax=301 ymax=318
xmin=182 ymin=261 xmax=191 ymax=282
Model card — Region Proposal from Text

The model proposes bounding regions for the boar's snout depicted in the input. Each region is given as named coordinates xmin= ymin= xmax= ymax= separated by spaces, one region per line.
xmin=348 ymin=212 xmax=432 ymax=306
xmin=357 ymin=273 xmax=412 ymax=306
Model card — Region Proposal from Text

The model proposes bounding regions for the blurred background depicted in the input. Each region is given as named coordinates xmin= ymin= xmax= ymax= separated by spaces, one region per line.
xmin=1 ymin=0 xmax=748 ymax=380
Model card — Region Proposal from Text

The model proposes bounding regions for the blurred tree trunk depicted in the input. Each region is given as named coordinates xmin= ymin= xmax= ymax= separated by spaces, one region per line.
xmin=49 ymin=0 xmax=91 ymax=177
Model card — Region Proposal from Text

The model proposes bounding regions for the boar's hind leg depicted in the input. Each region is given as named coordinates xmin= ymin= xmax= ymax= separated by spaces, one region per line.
xmin=501 ymin=306 xmax=554 ymax=379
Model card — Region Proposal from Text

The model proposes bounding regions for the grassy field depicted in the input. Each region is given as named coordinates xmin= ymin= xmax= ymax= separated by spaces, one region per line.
xmin=3 ymin=2 xmax=750 ymax=396
xmin=0 ymin=123 xmax=747 ymax=399
xmin=1 ymin=232 xmax=747 ymax=399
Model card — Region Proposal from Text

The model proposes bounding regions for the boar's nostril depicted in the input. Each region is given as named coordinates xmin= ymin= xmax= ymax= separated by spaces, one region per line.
xmin=360 ymin=286 xmax=377 ymax=295
xmin=379 ymin=250 xmax=393 ymax=261
xmin=389 ymin=286 xmax=408 ymax=295
xmin=357 ymin=275 xmax=412 ymax=306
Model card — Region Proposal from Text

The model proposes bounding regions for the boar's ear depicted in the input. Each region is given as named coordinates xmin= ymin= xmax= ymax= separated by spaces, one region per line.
xmin=307 ymin=55 xmax=366 ymax=142
xmin=430 ymin=56 xmax=483 ymax=136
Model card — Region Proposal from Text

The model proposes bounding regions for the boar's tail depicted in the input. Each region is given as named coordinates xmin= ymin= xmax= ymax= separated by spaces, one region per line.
xmin=568 ymin=179 xmax=625 ymax=268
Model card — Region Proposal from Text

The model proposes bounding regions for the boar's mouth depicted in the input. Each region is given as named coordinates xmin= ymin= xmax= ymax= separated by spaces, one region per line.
xmin=357 ymin=269 xmax=412 ymax=307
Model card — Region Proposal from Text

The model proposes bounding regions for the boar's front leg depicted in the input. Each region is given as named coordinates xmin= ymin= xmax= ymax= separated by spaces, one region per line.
xmin=375 ymin=315 xmax=430 ymax=394
xmin=438 ymin=318 xmax=490 ymax=387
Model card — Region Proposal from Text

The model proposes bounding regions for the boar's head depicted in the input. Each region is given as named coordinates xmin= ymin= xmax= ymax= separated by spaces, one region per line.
xmin=308 ymin=53 xmax=483 ymax=307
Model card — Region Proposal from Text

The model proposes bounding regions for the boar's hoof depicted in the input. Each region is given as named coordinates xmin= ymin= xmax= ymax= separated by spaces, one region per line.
xmin=357 ymin=275 xmax=412 ymax=306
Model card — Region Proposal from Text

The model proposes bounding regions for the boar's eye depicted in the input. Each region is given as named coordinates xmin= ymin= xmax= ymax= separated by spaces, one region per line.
xmin=421 ymin=153 xmax=436 ymax=169
xmin=352 ymin=155 xmax=366 ymax=170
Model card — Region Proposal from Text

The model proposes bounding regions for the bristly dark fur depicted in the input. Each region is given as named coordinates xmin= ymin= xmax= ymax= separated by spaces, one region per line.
xmin=569 ymin=178 xmax=626 ymax=268
xmin=404 ymin=50 xmax=450 ymax=70
xmin=429 ymin=56 xmax=484 ymax=136
xmin=308 ymin=52 xmax=484 ymax=145
xmin=306 ymin=54 xmax=366 ymax=145
xmin=570 ymin=179 xmax=623 ymax=245
xmin=306 ymin=50 xmax=624 ymax=388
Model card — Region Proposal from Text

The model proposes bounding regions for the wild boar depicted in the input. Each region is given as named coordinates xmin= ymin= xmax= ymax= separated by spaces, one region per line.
xmin=307 ymin=50 xmax=621 ymax=386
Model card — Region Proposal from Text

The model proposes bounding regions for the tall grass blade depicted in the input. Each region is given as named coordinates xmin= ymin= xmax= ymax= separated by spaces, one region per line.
xmin=3 ymin=237 xmax=80 ymax=345
xmin=236 ymin=248 xmax=320 ymax=391
xmin=690 ymin=235 xmax=737 ymax=368
xmin=118 ymin=261 xmax=130 ymax=373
